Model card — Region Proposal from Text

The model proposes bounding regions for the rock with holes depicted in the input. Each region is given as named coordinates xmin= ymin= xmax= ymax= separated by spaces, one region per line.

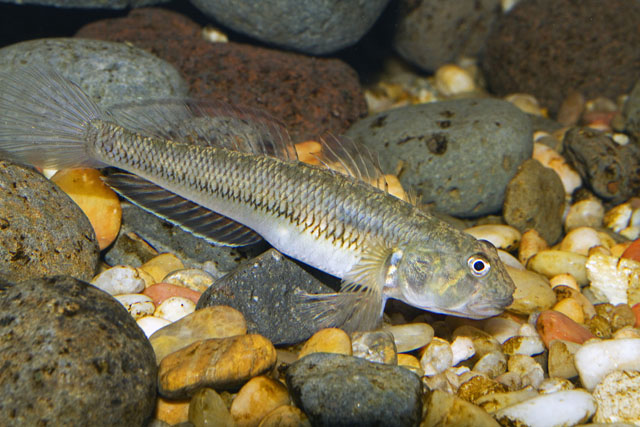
xmin=0 ymin=276 xmax=157 ymax=425
xmin=345 ymin=98 xmax=532 ymax=217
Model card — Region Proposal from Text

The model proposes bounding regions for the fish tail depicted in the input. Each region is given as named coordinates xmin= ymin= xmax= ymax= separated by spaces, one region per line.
xmin=0 ymin=67 xmax=108 ymax=169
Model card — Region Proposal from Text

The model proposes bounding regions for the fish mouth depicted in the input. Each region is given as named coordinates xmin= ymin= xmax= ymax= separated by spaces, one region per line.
xmin=465 ymin=294 xmax=513 ymax=318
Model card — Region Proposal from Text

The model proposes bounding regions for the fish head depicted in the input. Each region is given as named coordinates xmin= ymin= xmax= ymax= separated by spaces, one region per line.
xmin=391 ymin=237 xmax=515 ymax=319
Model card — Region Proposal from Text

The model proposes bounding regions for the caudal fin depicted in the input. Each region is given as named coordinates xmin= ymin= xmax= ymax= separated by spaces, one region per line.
xmin=0 ymin=67 xmax=107 ymax=169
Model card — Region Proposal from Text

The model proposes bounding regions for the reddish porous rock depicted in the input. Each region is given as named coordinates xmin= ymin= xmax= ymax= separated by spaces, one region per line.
xmin=536 ymin=310 xmax=596 ymax=348
xmin=75 ymin=8 xmax=367 ymax=142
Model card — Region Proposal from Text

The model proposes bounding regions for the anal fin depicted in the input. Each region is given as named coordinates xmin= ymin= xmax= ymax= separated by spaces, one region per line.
xmin=104 ymin=171 xmax=263 ymax=247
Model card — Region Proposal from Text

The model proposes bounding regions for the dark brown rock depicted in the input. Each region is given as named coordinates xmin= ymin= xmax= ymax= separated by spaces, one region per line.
xmin=0 ymin=159 xmax=99 ymax=282
xmin=75 ymin=8 xmax=367 ymax=142
xmin=0 ymin=276 xmax=157 ymax=425
xmin=503 ymin=159 xmax=565 ymax=244
xmin=563 ymin=127 xmax=640 ymax=204
xmin=483 ymin=0 xmax=640 ymax=115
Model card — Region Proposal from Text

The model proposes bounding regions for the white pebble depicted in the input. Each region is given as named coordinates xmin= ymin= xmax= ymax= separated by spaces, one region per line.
xmin=508 ymin=354 xmax=544 ymax=389
xmin=537 ymin=377 xmax=574 ymax=394
xmin=527 ymin=250 xmax=589 ymax=285
xmin=565 ymin=199 xmax=605 ymax=231
xmin=504 ymin=93 xmax=544 ymax=116
xmin=574 ymin=338 xmax=640 ymax=391
xmin=384 ymin=322 xmax=434 ymax=353
xmin=483 ymin=317 xmax=521 ymax=344
xmin=465 ymin=224 xmax=521 ymax=251
xmin=586 ymin=252 xmax=640 ymax=305
xmin=499 ymin=250 xmax=525 ymax=270
xmin=519 ymin=229 xmax=549 ymax=265
xmin=604 ymin=203 xmax=633 ymax=233
xmin=201 ymin=26 xmax=228 ymax=43
xmin=163 ymin=268 xmax=215 ymax=293
xmin=91 ymin=265 xmax=146 ymax=295
xmin=503 ymin=335 xmax=545 ymax=357
xmin=473 ymin=350 xmax=507 ymax=378
xmin=533 ymin=142 xmax=582 ymax=194
xmin=450 ymin=336 xmax=475 ymax=366
xmin=475 ymin=388 xmax=539 ymax=415
xmin=434 ymin=64 xmax=476 ymax=96
xmin=114 ymin=294 xmax=155 ymax=320
xmin=549 ymin=273 xmax=580 ymax=291
xmin=420 ymin=337 xmax=453 ymax=376
xmin=154 ymin=296 xmax=196 ymax=322
xmin=494 ymin=390 xmax=596 ymax=427
xmin=612 ymin=133 xmax=630 ymax=145
xmin=559 ymin=226 xmax=602 ymax=256
xmin=593 ymin=370 xmax=640 ymax=424
xmin=136 ymin=315 xmax=171 ymax=338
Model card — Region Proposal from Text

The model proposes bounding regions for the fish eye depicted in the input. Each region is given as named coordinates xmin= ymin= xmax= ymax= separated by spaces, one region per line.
xmin=467 ymin=254 xmax=491 ymax=277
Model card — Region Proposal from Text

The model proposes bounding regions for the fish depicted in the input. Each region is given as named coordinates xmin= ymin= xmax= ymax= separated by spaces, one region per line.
xmin=0 ymin=68 xmax=515 ymax=332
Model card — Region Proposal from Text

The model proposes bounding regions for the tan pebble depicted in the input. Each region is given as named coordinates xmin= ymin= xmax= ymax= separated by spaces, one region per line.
xmin=91 ymin=265 xmax=146 ymax=295
xmin=154 ymin=296 xmax=196 ymax=322
xmin=586 ymin=252 xmax=640 ymax=305
xmin=494 ymin=371 xmax=522 ymax=391
xmin=422 ymin=389 xmax=500 ymax=427
xmin=137 ymin=315 xmax=172 ymax=338
xmin=158 ymin=334 xmax=276 ymax=399
xmin=613 ymin=326 xmax=640 ymax=339
xmin=504 ymin=93 xmax=544 ymax=116
xmin=552 ymin=298 xmax=585 ymax=324
xmin=136 ymin=267 xmax=156 ymax=288
xmin=351 ymin=330 xmax=397 ymax=365
xmin=475 ymin=388 xmax=539 ymax=415
xmin=502 ymin=335 xmax=545 ymax=357
xmin=506 ymin=266 xmax=556 ymax=315
xmin=189 ymin=388 xmax=234 ymax=427
xmin=452 ymin=325 xmax=502 ymax=359
xmin=482 ymin=316 xmax=522 ymax=344
xmin=201 ymin=26 xmax=228 ymax=43
xmin=420 ymin=337 xmax=453 ymax=376
xmin=604 ymin=202 xmax=633 ymax=233
xmin=586 ymin=314 xmax=613 ymax=339
xmin=140 ymin=253 xmax=185 ymax=284
xmin=547 ymin=339 xmax=581 ymax=379
xmin=298 ymin=328 xmax=351 ymax=359
xmin=294 ymin=140 xmax=323 ymax=165
xmin=593 ymin=370 xmax=640 ymax=424
xmin=383 ymin=322 xmax=434 ymax=353
xmin=51 ymin=168 xmax=122 ymax=250
xmin=163 ymin=268 xmax=215 ymax=293
xmin=612 ymin=241 xmax=632 ymax=259
xmin=422 ymin=372 xmax=458 ymax=395
xmin=464 ymin=224 xmax=521 ymax=251
xmin=472 ymin=350 xmax=507 ymax=379
xmin=507 ymin=354 xmax=544 ymax=389
xmin=560 ymin=226 xmax=602 ymax=256
xmin=498 ymin=250 xmax=525 ymax=270
xmin=230 ymin=376 xmax=290 ymax=427
xmin=565 ymin=198 xmax=605 ymax=231
xmin=549 ymin=273 xmax=580 ymax=291
xmin=519 ymin=229 xmax=548 ymax=265
xmin=532 ymin=143 xmax=581 ymax=194
xmin=553 ymin=285 xmax=596 ymax=319
xmin=114 ymin=293 xmax=155 ymax=320
xmin=258 ymin=405 xmax=310 ymax=427
xmin=458 ymin=374 xmax=507 ymax=404
xmin=537 ymin=377 xmax=574 ymax=394
xmin=434 ymin=64 xmax=476 ymax=96
xmin=397 ymin=354 xmax=423 ymax=376
xmin=527 ymin=250 xmax=588 ymax=285
xmin=155 ymin=396 xmax=190 ymax=425
xmin=610 ymin=303 xmax=636 ymax=331
xmin=150 ymin=306 xmax=247 ymax=364
xmin=557 ymin=90 xmax=585 ymax=127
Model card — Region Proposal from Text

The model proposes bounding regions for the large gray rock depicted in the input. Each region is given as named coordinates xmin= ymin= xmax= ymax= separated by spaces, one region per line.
xmin=0 ymin=38 xmax=187 ymax=108
xmin=623 ymin=78 xmax=640 ymax=142
xmin=345 ymin=98 xmax=533 ymax=217
xmin=189 ymin=0 xmax=390 ymax=55
xmin=0 ymin=159 xmax=99 ymax=282
xmin=393 ymin=0 xmax=502 ymax=72
xmin=0 ymin=0 xmax=168 ymax=8
xmin=286 ymin=352 xmax=423 ymax=427
xmin=0 ymin=276 xmax=157 ymax=425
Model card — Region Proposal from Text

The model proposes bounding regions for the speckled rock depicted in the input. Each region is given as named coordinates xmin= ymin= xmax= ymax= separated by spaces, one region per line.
xmin=190 ymin=0 xmax=389 ymax=55
xmin=0 ymin=37 xmax=187 ymax=108
xmin=0 ymin=0 xmax=168 ymax=7
xmin=197 ymin=249 xmax=336 ymax=345
xmin=0 ymin=159 xmax=99 ymax=282
xmin=423 ymin=389 xmax=500 ymax=427
xmin=75 ymin=8 xmax=368 ymax=142
xmin=564 ymin=127 xmax=640 ymax=204
xmin=593 ymin=370 xmax=640 ymax=424
xmin=483 ymin=0 xmax=640 ymax=115
xmin=503 ymin=159 xmax=565 ymax=244
xmin=0 ymin=276 xmax=157 ymax=425
xmin=346 ymin=98 xmax=532 ymax=217
xmin=393 ymin=0 xmax=501 ymax=72
xmin=286 ymin=353 xmax=422 ymax=427
xmin=624 ymin=79 xmax=640 ymax=141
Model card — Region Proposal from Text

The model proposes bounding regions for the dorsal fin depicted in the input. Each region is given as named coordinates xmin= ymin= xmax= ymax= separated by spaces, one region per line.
xmin=104 ymin=171 xmax=263 ymax=247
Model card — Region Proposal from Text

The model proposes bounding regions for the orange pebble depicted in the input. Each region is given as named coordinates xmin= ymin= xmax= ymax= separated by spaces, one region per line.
xmin=621 ymin=239 xmax=640 ymax=263
xmin=143 ymin=283 xmax=202 ymax=306
xmin=536 ymin=310 xmax=595 ymax=348
xmin=632 ymin=303 xmax=640 ymax=328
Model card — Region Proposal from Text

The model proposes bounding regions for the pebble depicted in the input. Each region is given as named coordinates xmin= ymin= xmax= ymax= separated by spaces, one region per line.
xmin=507 ymin=355 xmax=544 ymax=389
xmin=464 ymin=224 xmax=521 ymax=252
xmin=229 ymin=376 xmax=290 ymax=427
xmin=450 ymin=336 xmax=475 ymax=366
xmin=188 ymin=388 xmax=234 ymax=427
xmin=586 ymin=252 xmax=640 ymax=305
xmin=114 ymin=293 xmax=156 ymax=320
xmin=574 ymin=338 xmax=640 ymax=391
xmin=103 ymin=229 xmax=159 ymax=269
xmin=286 ymin=353 xmax=422 ymax=427
xmin=397 ymin=354 xmax=423 ymax=376
xmin=549 ymin=274 xmax=580 ymax=291
xmin=538 ymin=377 xmax=575 ymax=394
xmin=564 ymin=199 xmax=605 ymax=231
xmin=622 ymin=238 xmax=640 ymax=262
xmin=423 ymin=389 xmax=500 ymax=427
xmin=197 ymin=249 xmax=336 ymax=345
xmin=604 ymin=202 xmax=634 ymax=233
xmin=0 ymin=276 xmax=156 ymax=425
xmin=518 ymin=229 xmax=549 ymax=265
xmin=552 ymin=297 xmax=585 ymax=324
xmin=453 ymin=325 xmax=503 ymax=361
xmin=0 ymin=38 xmax=188 ymax=108
xmin=90 ymin=265 xmax=146 ymax=295
xmin=507 ymin=266 xmax=557 ymax=315
xmin=483 ymin=316 xmax=522 ymax=344
xmin=155 ymin=397 xmax=190 ymax=426
xmin=0 ymin=159 xmax=99 ymax=282
xmin=158 ymin=334 xmax=277 ymax=399
xmin=163 ymin=268 xmax=215 ymax=293
xmin=149 ymin=306 xmax=247 ymax=364
xmin=536 ymin=310 xmax=595 ymax=348
xmin=495 ymin=390 xmax=596 ymax=427
xmin=51 ymin=168 xmax=122 ymax=250
xmin=433 ymin=64 xmax=478 ymax=97
xmin=140 ymin=253 xmax=185 ymax=284
xmin=503 ymin=159 xmax=566 ymax=244
xmin=383 ymin=322 xmax=434 ymax=353
xmin=532 ymin=142 xmax=582 ymax=194
xmin=351 ymin=330 xmax=398 ymax=365
xmin=475 ymin=388 xmax=539 ymax=415
xmin=502 ymin=335 xmax=545 ymax=357
xmin=258 ymin=405 xmax=310 ymax=427
xmin=559 ymin=226 xmax=602 ymax=256
xmin=137 ymin=316 xmax=172 ymax=338
xmin=143 ymin=283 xmax=202 ymax=306
xmin=345 ymin=98 xmax=533 ymax=217
xmin=458 ymin=374 xmax=507 ymax=404
xmin=473 ymin=350 xmax=508 ymax=379
xmin=297 ymin=328 xmax=352 ymax=359
xmin=592 ymin=370 xmax=640 ymax=424
xmin=527 ymin=250 xmax=589 ymax=285
xmin=633 ymin=303 xmax=640 ymax=327
xmin=421 ymin=337 xmax=453 ymax=376
xmin=154 ymin=296 xmax=196 ymax=322
xmin=624 ymin=78 xmax=640 ymax=140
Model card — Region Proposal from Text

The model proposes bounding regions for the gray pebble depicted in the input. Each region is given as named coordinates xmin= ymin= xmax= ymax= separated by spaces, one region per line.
xmin=346 ymin=98 xmax=533 ymax=217
xmin=196 ymin=249 xmax=336 ymax=345
xmin=0 ymin=38 xmax=188 ymax=108
xmin=0 ymin=276 xmax=157 ymax=425
xmin=503 ymin=159 xmax=565 ymax=245
xmin=286 ymin=352 xmax=422 ymax=427
xmin=189 ymin=0 xmax=390 ymax=55
xmin=624 ymin=78 xmax=640 ymax=141
xmin=0 ymin=159 xmax=99 ymax=282
xmin=393 ymin=0 xmax=501 ymax=72
xmin=0 ymin=0 xmax=168 ymax=7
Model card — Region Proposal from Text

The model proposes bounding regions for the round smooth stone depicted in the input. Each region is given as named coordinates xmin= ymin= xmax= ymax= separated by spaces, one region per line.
xmin=383 ymin=322 xmax=434 ymax=353
xmin=574 ymin=338 xmax=640 ymax=391
xmin=114 ymin=293 xmax=155 ymax=320
xmin=494 ymin=390 xmax=595 ymax=427
xmin=298 ymin=328 xmax=352 ymax=359
xmin=229 ymin=376 xmax=290 ymax=426
xmin=90 ymin=265 xmax=146 ymax=295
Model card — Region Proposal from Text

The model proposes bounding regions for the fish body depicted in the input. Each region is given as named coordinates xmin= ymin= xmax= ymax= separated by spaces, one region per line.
xmin=0 ymin=68 xmax=515 ymax=331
